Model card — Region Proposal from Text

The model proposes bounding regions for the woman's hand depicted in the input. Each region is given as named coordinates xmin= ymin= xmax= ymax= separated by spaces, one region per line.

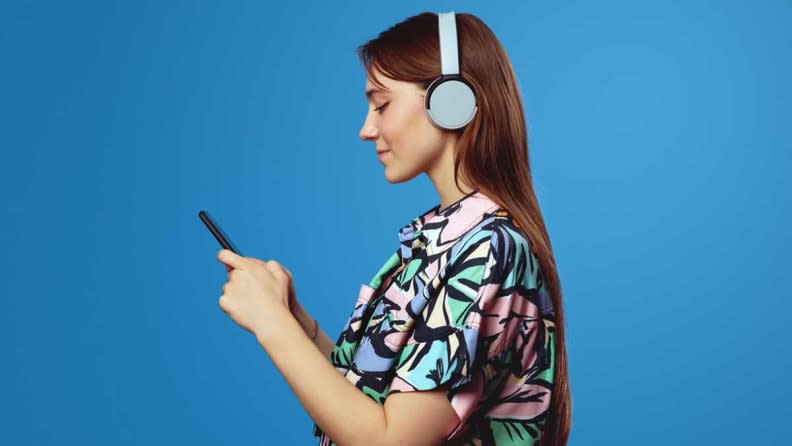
xmin=216 ymin=249 xmax=295 ymax=339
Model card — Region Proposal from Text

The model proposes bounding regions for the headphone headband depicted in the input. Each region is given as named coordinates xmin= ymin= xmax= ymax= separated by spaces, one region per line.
xmin=438 ymin=12 xmax=459 ymax=76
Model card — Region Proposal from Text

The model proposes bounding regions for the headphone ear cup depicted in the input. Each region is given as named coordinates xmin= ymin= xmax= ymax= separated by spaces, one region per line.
xmin=424 ymin=77 xmax=478 ymax=130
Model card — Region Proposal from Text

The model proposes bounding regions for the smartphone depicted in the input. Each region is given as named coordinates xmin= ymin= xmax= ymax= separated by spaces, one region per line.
xmin=198 ymin=210 xmax=243 ymax=256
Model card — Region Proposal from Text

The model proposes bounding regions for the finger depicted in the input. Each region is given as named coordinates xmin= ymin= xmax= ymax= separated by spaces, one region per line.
xmin=265 ymin=259 xmax=284 ymax=272
xmin=272 ymin=261 xmax=291 ymax=280
xmin=217 ymin=249 xmax=246 ymax=270
xmin=288 ymin=279 xmax=297 ymax=301
xmin=262 ymin=260 xmax=284 ymax=278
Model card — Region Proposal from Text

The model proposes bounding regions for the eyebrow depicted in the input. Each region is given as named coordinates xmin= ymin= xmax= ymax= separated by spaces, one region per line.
xmin=365 ymin=87 xmax=389 ymax=99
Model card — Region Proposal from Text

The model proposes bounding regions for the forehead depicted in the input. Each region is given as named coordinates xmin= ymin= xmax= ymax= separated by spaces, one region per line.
xmin=365 ymin=74 xmax=392 ymax=98
xmin=365 ymin=74 xmax=422 ymax=102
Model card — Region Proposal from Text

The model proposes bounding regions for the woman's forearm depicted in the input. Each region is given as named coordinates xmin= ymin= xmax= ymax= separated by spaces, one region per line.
xmin=257 ymin=308 xmax=387 ymax=446
xmin=293 ymin=304 xmax=337 ymax=360
xmin=313 ymin=326 xmax=337 ymax=360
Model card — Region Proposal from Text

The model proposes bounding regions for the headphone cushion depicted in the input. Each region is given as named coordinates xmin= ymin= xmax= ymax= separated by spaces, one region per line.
xmin=425 ymin=78 xmax=478 ymax=130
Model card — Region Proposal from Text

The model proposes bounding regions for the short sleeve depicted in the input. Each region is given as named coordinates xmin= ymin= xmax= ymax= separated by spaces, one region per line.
xmin=385 ymin=232 xmax=498 ymax=394
xmin=384 ymin=221 xmax=551 ymax=439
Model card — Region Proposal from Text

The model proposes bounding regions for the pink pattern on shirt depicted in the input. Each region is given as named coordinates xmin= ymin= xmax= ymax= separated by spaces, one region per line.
xmin=485 ymin=383 xmax=552 ymax=420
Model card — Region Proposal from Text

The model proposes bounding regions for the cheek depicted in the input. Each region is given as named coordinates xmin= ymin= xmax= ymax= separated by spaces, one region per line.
xmin=383 ymin=103 xmax=428 ymax=152
xmin=378 ymin=110 xmax=404 ymax=139
xmin=377 ymin=118 xmax=404 ymax=156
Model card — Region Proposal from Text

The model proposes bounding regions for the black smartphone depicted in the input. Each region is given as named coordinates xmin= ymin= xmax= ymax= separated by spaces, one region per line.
xmin=198 ymin=210 xmax=243 ymax=256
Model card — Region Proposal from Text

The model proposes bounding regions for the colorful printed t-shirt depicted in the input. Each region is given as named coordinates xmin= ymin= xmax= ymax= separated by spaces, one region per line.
xmin=313 ymin=189 xmax=556 ymax=445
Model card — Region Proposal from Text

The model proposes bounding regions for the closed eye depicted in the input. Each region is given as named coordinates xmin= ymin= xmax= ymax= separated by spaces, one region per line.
xmin=374 ymin=102 xmax=389 ymax=114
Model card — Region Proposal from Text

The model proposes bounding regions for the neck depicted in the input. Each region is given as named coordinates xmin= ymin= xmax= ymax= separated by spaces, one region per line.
xmin=426 ymin=137 xmax=475 ymax=211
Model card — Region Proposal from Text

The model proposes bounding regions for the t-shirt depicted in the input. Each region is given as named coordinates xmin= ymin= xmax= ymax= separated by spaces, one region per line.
xmin=313 ymin=189 xmax=556 ymax=445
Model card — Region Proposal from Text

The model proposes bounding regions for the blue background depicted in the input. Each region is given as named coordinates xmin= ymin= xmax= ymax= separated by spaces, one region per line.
xmin=2 ymin=0 xmax=790 ymax=444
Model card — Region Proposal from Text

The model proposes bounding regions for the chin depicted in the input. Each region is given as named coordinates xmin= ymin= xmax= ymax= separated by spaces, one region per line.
xmin=384 ymin=166 xmax=419 ymax=184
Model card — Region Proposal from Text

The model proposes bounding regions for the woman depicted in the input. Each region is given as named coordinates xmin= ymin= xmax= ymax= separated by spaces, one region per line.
xmin=216 ymin=11 xmax=571 ymax=446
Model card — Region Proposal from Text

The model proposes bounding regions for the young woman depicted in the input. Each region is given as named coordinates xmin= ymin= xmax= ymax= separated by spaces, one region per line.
xmin=216 ymin=11 xmax=571 ymax=446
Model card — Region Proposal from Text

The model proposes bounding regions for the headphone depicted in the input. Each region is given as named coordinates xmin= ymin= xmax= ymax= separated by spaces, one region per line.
xmin=424 ymin=11 xmax=478 ymax=130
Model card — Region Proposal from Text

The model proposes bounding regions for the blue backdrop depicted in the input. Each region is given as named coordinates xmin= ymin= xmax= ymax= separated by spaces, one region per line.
xmin=2 ymin=0 xmax=790 ymax=444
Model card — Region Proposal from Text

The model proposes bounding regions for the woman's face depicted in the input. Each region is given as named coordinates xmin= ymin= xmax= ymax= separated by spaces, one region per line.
xmin=359 ymin=67 xmax=450 ymax=183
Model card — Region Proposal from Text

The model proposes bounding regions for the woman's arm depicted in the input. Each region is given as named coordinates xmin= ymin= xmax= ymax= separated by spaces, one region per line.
xmin=292 ymin=303 xmax=336 ymax=360
xmin=258 ymin=306 xmax=388 ymax=446
xmin=259 ymin=307 xmax=457 ymax=446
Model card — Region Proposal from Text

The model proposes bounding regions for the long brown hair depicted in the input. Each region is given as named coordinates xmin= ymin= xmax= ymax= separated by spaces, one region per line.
xmin=357 ymin=11 xmax=571 ymax=445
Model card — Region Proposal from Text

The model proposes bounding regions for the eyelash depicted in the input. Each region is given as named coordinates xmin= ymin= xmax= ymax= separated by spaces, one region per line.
xmin=374 ymin=102 xmax=389 ymax=114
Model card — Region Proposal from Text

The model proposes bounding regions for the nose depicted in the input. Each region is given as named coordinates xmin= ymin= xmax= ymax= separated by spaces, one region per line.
xmin=359 ymin=114 xmax=379 ymax=141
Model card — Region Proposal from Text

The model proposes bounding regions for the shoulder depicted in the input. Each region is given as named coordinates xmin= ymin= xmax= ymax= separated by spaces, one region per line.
xmin=434 ymin=213 xmax=541 ymax=313
xmin=448 ymin=210 xmax=536 ymax=273
xmin=489 ymin=212 xmax=542 ymax=283
xmin=447 ymin=210 xmax=549 ymax=306
xmin=489 ymin=210 xmax=535 ymax=257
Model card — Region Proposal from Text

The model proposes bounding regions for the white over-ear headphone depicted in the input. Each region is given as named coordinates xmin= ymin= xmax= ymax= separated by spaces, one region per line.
xmin=424 ymin=11 xmax=478 ymax=130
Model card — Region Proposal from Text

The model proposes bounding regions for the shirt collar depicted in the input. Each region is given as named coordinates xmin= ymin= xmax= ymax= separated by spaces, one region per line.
xmin=397 ymin=188 xmax=502 ymax=262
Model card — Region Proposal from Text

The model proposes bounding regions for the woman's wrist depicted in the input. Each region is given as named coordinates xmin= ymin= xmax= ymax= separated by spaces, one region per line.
xmin=291 ymin=303 xmax=315 ymax=339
